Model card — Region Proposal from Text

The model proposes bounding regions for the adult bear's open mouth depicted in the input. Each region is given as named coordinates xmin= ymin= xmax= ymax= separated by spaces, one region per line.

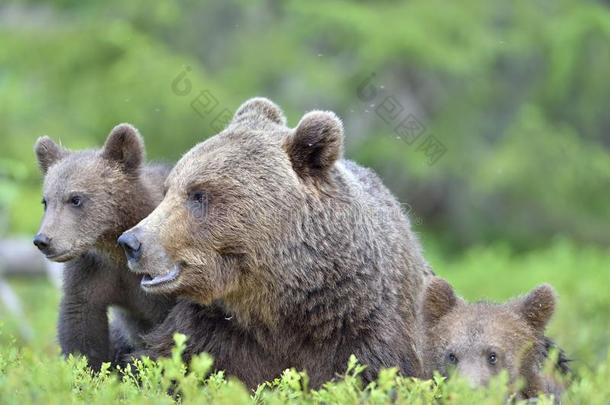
xmin=141 ymin=264 xmax=181 ymax=289
xmin=46 ymin=251 xmax=74 ymax=263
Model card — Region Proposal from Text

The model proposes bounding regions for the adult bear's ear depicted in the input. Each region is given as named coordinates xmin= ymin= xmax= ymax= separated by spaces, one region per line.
xmin=102 ymin=123 xmax=144 ymax=172
xmin=232 ymin=97 xmax=286 ymax=126
xmin=422 ymin=278 xmax=458 ymax=326
xmin=284 ymin=110 xmax=344 ymax=179
xmin=516 ymin=284 xmax=556 ymax=332
xmin=34 ymin=136 xmax=67 ymax=174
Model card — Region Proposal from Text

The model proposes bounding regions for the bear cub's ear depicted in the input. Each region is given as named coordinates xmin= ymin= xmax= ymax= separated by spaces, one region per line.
xmin=517 ymin=284 xmax=556 ymax=332
xmin=285 ymin=111 xmax=344 ymax=179
xmin=422 ymin=277 xmax=458 ymax=326
xmin=233 ymin=97 xmax=287 ymax=126
xmin=34 ymin=136 xmax=67 ymax=174
xmin=102 ymin=123 xmax=144 ymax=172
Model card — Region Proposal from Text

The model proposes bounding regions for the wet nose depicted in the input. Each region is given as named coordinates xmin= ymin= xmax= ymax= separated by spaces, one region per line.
xmin=117 ymin=232 xmax=142 ymax=261
xmin=33 ymin=233 xmax=51 ymax=251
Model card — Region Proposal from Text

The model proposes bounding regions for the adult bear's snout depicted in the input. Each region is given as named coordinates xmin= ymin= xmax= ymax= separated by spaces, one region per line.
xmin=118 ymin=231 xmax=142 ymax=262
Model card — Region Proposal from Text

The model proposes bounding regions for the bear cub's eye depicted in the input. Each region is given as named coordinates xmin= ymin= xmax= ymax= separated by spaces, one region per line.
xmin=41 ymin=198 xmax=47 ymax=210
xmin=70 ymin=196 xmax=83 ymax=207
xmin=447 ymin=352 xmax=458 ymax=364
xmin=487 ymin=352 xmax=497 ymax=365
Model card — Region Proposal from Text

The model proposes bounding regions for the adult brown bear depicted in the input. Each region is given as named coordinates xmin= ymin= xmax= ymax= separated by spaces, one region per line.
xmin=119 ymin=98 xmax=433 ymax=388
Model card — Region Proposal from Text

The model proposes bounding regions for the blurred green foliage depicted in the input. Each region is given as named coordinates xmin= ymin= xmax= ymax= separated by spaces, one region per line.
xmin=0 ymin=159 xmax=28 ymax=235
xmin=0 ymin=0 xmax=608 ymax=250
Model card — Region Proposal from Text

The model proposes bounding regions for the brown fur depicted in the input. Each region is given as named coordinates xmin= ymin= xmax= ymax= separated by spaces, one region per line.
xmin=419 ymin=277 xmax=568 ymax=400
xmin=34 ymin=124 xmax=175 ymax=370
xmin=120 ymin=97 xmax=433 ymax=388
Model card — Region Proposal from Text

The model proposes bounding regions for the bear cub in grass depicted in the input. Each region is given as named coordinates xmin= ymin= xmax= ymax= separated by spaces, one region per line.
xmin=420 ymin=277 xmax=570 ymax=400
xmin=34 ymin=124 xmax=175 ymax=370
xmin=118 ymin=97 xmax=433 ymax=388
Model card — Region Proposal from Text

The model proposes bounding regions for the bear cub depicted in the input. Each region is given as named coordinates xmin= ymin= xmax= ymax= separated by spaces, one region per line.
xmin=419 ymin=277 xmax=570 ymax=400
xmin=33 ymin=124 xmax=175 ymax=370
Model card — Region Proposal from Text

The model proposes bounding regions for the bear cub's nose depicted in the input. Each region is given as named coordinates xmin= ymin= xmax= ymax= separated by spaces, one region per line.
xmin=118 ymin=233 xmax=142 ymax=261
xmin=33 ymin=233 xmax=51 ymax=252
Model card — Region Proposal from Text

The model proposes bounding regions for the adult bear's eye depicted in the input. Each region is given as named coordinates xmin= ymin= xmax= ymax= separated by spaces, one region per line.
xmin=487 ymin=352 xmax=497 ymax=365
xmin=189 ymin=191 xmax=209 ymax=220
xmin=192 ymin=191 xmax=206 ymax=204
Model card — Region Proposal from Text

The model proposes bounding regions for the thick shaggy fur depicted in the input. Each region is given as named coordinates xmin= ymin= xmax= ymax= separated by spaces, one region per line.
xmin=419 ymin=278 xmax=570 ymax=400
xmin=121 ymin=98 xmax=434 ymax=388
xmin=34 ymin=125 xmax=175 ymax=370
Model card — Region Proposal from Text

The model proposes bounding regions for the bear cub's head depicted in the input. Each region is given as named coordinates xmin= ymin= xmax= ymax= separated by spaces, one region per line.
xmin=34 ymin=124 xmax=147 ymax=262
xmin=421 ymin=278 xmax=560 ymax=396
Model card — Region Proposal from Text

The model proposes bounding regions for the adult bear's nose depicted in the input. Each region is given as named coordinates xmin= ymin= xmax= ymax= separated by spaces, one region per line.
xmin=118 ymin=232 xmax=142 ymax=262
xmin=33 ymin=233 xmax=51 ymax=251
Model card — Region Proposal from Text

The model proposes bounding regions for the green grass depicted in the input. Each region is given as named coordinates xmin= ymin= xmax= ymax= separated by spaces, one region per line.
xmin=1 ymin=239 xmax=609 ymax=404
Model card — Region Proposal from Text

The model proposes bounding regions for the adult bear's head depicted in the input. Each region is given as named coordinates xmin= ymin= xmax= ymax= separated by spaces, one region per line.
xmin=120 ymin=98 xmax=344 ymax=305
